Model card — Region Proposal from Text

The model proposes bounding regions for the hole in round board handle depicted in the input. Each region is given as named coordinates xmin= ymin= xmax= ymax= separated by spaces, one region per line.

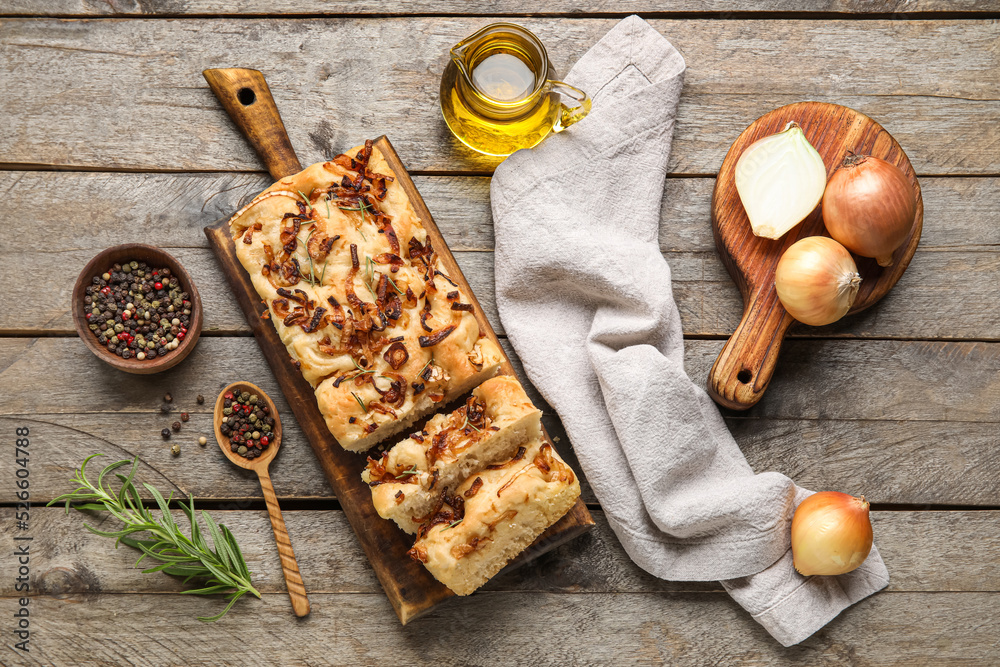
xmin=737 ymin=369 xmax=752 ymax=384
xmin=237 ymin=87 xmax=256 ymax=106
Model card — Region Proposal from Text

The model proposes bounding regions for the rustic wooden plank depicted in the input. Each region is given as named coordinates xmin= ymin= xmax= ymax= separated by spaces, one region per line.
xmin=4 ymin=338 xmax=1000 ymax=505
xmin=2 ymin=591 xmax=998 ymax=665
xmin=4 ymin=172 xmax=996 ymax=256
xmin=3 ymin=508 xmax=996 ymax=597
xmin=3 ymin=171 xmax=998 ymax=339
xmin=1 ymin=19 xmax=998 ymax=174
xmin=4 ymin=0 xmax=994 ymax=17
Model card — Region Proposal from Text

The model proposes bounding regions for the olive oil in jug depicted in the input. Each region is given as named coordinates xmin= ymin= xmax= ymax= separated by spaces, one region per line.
xmin=440 ymin=23 xmax=591 ymax=156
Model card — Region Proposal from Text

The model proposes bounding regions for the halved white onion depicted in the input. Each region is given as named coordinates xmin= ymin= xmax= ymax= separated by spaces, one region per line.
xmin=735 ymin=121 xmax=828 ymax=240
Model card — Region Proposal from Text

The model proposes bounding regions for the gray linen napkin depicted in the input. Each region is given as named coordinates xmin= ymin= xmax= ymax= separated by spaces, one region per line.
xmin=491 ymin=15 xmax=889 ymax=647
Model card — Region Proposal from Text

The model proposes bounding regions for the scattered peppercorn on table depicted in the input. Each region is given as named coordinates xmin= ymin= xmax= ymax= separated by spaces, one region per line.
xmin=2 ymin=5 xmax=999 ymax=666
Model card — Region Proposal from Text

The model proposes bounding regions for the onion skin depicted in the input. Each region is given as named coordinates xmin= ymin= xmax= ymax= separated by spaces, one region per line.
xmin=822 ymin=154 xmax=916 ymax=267
xmin=791 ymin=492 xmax=873 ymax=576
xmin=775 ymin=236 xmax=861 ymax=326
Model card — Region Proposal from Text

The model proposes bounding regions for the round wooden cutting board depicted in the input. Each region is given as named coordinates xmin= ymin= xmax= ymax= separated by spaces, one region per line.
xmin=707 ymin=102 xmax=923 ymax=410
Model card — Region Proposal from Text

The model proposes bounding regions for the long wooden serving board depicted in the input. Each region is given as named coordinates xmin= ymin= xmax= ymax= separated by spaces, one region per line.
xmin=707 ymin=102 xmax=923 ymax=410
xmin=201 ymin=68 xmax=594 ymax=624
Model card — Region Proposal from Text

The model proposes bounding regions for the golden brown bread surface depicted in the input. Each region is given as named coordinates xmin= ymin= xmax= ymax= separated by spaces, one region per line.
xmin=362 ymin=376 xmax=543 ymax=534
xmin=407 ymin=436 xmax=581 ymax=596
xmin=228 ymin=141 xmax=502 ymax=451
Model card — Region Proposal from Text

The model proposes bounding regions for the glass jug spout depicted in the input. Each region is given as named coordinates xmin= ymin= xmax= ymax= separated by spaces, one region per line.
xmin=449 ymin=39 xmax=475 ymax=85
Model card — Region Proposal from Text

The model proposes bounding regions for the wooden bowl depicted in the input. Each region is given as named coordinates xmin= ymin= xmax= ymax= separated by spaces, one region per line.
xmin=72 ymin=244 xmax=203 ymax=374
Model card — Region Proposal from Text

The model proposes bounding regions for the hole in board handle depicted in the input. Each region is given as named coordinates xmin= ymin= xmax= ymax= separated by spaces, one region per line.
xmin=737 ymin=369 xmax=752 ymax=384
xmin=237 ymin=87 xmax=256 ymax=106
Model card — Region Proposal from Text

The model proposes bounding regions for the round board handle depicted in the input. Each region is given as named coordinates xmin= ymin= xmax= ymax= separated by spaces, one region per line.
xmin=708 ymin=291 xmax=794 ymax=410
xmin=203 ymin=67 xmax=303 ymax=180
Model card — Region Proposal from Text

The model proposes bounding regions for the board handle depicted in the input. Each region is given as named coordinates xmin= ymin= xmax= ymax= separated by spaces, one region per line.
xmin=707 ymin=291 xmax=795 ymax=410
xmin=257 ymin=469 xmax=311 ymax=617
xmin=203 ymin=68 xmax=303 ymax=180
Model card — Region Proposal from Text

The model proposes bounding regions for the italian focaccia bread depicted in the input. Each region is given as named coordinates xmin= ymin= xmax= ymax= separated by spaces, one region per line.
xmin=362 ymin=376 xmax=542 ymax=534
xmin=229 ymin=140 xmax=503 ymax=451
xmin=406 ymin=436 xmax=580 ymax=596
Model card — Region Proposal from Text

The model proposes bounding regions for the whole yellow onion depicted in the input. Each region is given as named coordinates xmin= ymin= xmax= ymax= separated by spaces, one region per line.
xmin=775 ymin=236 xmax=861 ymax=326
xmin=791 ymin=491 xmax=873 ymax=576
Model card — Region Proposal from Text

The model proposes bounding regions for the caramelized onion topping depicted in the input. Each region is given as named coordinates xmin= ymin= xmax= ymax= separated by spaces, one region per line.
xmin=407 ymin=236 xmax=434 ymax=263
xmin=276 ymin=287 xmax=310 ymax=305
xmin=280 ymin=218 xmax=301 ymax=253
xmin=242 ymin=222 xmax=262 ymax=245
xmin=435 ymin=270 xmax=458 ymax=287
xmin=270 ymin=298 xmax=291 ymax=319
xmin=419 ymin=300 xmax=434 ymax=332
xmin=407 ymin=545 xmax=428 ymax=563
xmin=488 ymin=446 xmax=526 ymax=470
xmin=277 ymin=258 xmax=301 ymax=286
xmin=307 ymin=233 xmax=338 ymax=262
xmin=383 ymin=293 xmax=402 ymax=321
xmin=383 ymin=341 xmax=409 ymax=370
xmin=463 ymin=477 xmax=484 ymax=499
xmin=419 ymin=325 xmax=456 ymax=348
xmin=283 ymin=307 xmax=309 ymax=327
xmin=302 ymin=306 xmax=327 ymax=333
xmin=318 ymin=336 xmax=340 ymax=357
xmin=451 ymin=536 xmax=491 ymax=560
xmin=326 ymin=296 xmax=345 ymax=330
xmin=415 ymin=490 xmax=465 ymax=539
xmin=374 ymin=253 xmax=405 ymax=269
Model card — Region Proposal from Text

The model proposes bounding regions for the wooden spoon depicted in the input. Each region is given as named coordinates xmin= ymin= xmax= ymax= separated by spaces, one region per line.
xmin=214 ymin=381 xmax=310 ymax=617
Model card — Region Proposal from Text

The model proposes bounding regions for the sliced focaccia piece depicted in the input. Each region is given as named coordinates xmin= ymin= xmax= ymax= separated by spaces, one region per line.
xmin=362 ymin=376 xmax=542 ymax=533
xmin=407 ymin=437 xmax=580 ymax=596
xmin=228 ymin=139 xmax=503 ymax=451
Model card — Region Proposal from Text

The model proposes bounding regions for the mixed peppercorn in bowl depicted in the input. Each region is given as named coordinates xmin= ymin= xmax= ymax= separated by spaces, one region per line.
xmin=72 ymin=244 xmax=203 ymax=374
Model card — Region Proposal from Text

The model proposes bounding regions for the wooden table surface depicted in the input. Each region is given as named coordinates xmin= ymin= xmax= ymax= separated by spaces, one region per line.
xmin=2 ymin=3 xmax=998 ymax=665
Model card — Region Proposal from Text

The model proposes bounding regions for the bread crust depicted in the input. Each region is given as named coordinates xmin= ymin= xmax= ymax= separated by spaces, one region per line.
xmin=228 ymin=142 xmax=501 ymax=450
xmin=407 ymin=436 xmax=580 ymax=596
xmin=363 ymin=376 xmax=542 ymax=533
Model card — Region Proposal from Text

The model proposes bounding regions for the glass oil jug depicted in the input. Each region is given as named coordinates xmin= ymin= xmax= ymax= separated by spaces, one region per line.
xmin=440 ymin=23 xmax=591 ymax=156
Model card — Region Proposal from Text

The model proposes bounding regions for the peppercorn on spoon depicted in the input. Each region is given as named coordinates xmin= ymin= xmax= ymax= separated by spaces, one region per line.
xmin=214 ymin=381 xmax=310 ymax=617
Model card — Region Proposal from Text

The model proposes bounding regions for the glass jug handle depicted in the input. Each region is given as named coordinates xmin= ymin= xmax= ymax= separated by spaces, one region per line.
xmin=549 ymin=81 xmax=592 ymax=132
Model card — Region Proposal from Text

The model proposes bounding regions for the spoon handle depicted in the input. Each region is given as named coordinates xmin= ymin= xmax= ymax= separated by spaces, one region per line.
xmin=257 ymin=469 xmax=310 ymax=617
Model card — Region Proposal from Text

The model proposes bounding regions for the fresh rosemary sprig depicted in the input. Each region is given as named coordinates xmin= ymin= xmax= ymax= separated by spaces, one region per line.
xmin=461 ymin=414 xmax=481 ymax=433
xmin=363 ymin=256 xmax=379 ymax=301
xmin=352 ymin=391 xmax=369 ymax=413
xmin=47 ymin=455 xmax=260 ymax=622
xmin=297 ymin=189 xmax=314 ymax=215
xmin=352 ymin=357 xmax=375 ymax=375
xmin=307 ymin=247 xmax=317 ymax=285
xmin=385 ymin=274 xmax=404 ymax=295
xmin=338 ymin=202 xmax=369 ymax=240
xmin=394 ymin=465 xmax=419 ymax=479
